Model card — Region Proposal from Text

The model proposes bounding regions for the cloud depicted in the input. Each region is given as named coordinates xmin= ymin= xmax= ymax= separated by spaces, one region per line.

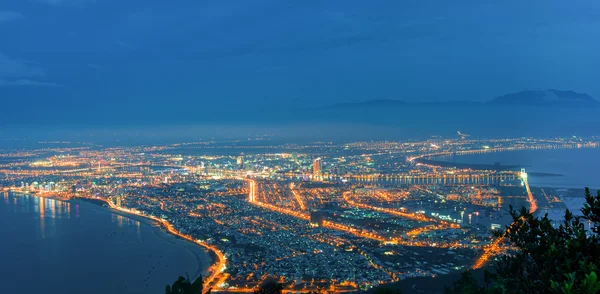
xmin=0 ymin=53 xmax=61 ymax=88
xmin=0 ymin=79 xmax=62 ymax=87
xmin=0 ymin=53 xmax=45 ymax=78
xmin=0 ymin=11 xmax=23 ymax=23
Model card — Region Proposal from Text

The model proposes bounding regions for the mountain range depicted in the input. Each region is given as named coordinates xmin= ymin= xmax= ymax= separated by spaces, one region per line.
xmin=488 ymin=89 xmax=598 ymax=106
xmin=321 ymin=89 xmax=600 ymax=109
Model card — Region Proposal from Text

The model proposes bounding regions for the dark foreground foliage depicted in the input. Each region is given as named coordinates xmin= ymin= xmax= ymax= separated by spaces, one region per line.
xmin=446 ymin=187 xmax=600 ymax=294
xmin=253 ymin=280 xmax=284 ymax=294
xmin=165 ymin=275 xmax=204 ymax=294
xmin=165 ymin=188 xmax=600 ymax=294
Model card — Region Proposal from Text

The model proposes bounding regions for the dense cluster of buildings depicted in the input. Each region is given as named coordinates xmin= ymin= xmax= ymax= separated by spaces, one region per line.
xmin=0 ymin=136 xmax=598 ymax=291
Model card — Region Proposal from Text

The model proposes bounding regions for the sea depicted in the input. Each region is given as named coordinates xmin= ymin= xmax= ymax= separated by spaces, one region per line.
xmin=436 ymin=147 xmax=600 ymax=189
xmin=0 ymin=193 xmax=212 ymax=294
xmin=435 ymin=147 xmax=600 ymax=222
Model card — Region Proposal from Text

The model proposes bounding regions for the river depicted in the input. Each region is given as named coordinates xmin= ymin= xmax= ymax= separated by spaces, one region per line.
xmin=0 ymin=192 xmax=212 ymax=294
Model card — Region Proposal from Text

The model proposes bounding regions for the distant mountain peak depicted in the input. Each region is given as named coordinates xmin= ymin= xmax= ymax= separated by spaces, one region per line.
xmin=319 ymin=89 xmax=598 ymax=110
xmin=488 ymin=89 xmax=598 ymax=106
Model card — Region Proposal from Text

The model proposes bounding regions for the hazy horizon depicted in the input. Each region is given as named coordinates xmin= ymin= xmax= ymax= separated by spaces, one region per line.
xmin=3 ymin=0 xmax=600 ymax=133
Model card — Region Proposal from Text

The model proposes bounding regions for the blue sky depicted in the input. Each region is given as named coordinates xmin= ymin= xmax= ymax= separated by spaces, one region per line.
xmin=1 ymin=0 xmax=600 ymax=128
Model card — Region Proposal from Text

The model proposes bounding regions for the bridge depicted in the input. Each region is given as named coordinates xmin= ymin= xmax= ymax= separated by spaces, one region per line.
xmin=472 ymin=168 xmax=537 ymax=269
xmin=521 ymin=168 xmax=537 ymax=213
xmin=151 ymin=168 xmax=189 ymax=175
xmin=280 ymin=172 xmax=520 ymax=186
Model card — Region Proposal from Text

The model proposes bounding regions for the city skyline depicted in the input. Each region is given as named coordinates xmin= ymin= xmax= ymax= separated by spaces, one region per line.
xmin=2 ymin=135 xmax=598 ymax=292
xmin=2 ymin=2 xmax=600 ymax=293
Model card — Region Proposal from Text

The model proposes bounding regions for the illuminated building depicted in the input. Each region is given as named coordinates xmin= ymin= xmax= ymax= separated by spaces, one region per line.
xmin=0 ymin=135 xmax=592 ymax=288
xmin=237 ymin=153 xmax=245 ymax=170
xmin=313 ymin=158 xmax=322 ymax=175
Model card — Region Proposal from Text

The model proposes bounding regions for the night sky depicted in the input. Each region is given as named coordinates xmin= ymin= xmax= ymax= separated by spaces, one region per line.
xmin=1 ymin=1 xmax=600 ymax=141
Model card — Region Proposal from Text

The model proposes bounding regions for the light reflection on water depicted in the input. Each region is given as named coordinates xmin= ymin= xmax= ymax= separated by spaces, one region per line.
xmin=40 ymin=196 xmax=45 ymax=239
xmin=112 ymin=214 xmax=143 ymax=239
xmin=436 ymin=148 xmax=600 ymax=189
xmin=9 ymin=195 xmax=78 ymax=240
xmin=0 ymin=192 xmax=210 ymax=294
xmin=10 ymin=193 xmax=144 ymax=241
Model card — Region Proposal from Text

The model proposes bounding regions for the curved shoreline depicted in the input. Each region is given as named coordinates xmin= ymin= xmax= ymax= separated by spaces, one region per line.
xmin=74 ymin=198 xmax=211 ymax=279
xmin=414 ymin=157 xmax=520 ymax=171
xmin=417 ymin=157 xmax=562 ymax=177
xmin=2 ymin=192 xmax=214 ymax=294
xmin=412 ymin=147 xmax=594 ymax=177
xmin=68 ymin=196 xmax=226 ymax=293
xmin=9 ymin=191 xmax=227 ymax=292
xmin=79 ymin=196 xmax=226 ymax=293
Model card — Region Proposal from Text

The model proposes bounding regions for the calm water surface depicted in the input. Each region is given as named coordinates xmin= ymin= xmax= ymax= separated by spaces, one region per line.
xmin=0 ymin=193 xmax=211 ymax=294
xmin=439 ymin=148 xmax=600 ymax=189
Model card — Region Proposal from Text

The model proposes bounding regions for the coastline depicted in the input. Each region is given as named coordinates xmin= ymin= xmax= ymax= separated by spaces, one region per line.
xmin=420 ymin=148 xmax=600 ymax=189
xmin=414 ymin=157 xmax=520 ymax=171
xmin=5 ymin=190 xmax=226 ymax=292
xmin=86 ymin=197 xmax=226 ymax=292
xmin=417 ymin=158 xmax=562 ymax=178
xmin=3 ymin=191 xmax=214 ymax=294
xmin=71 ymin=197 xmax=214 ymax=280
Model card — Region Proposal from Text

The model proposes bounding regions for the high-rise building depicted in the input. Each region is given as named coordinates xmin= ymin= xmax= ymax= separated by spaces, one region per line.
xmin=313 ymin=158 xmax=322 ymax=175
xmin=237 ymin=153 xmax=245 ymax=170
